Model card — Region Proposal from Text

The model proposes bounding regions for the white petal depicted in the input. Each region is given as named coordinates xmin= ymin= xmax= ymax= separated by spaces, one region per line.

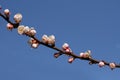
xmin=49 ymin=35 xmax=55 ymax=40
xmin=32 ymin=43 xmax=38 ymax=48
xmin=23 ymin=26 xmax=30 ymax=33
xmin=42 ymin=35 xmax=49 ymax=43
xmin=18 ymin=25 xmax=25 ymax=35
xmin=30 ymin=29 xmax=36 ymax=36
xmin=14 ymin=13 xmax=22 ymax=23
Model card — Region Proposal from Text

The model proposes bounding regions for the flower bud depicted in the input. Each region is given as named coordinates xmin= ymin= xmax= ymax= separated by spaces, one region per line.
xmin=42 ymin=34 xmax=49 ymax=44
xmin=68 ymin=57 xmax=75 ymax=63
xmin=6 ymin=23 xmax=13 ymax=30
xmin=62 ymin=43 xmax=72 ymax=54
xmin=4 ymin=9 xmax=10 ymax=16
xmin=54 ymin=52 xmax=62 ymax=58
xmin=14 ymin=13 xmax=22 ymax=23
xmin=80 ymin=52 xmax=84 ymax=58
xmin=65 ymin=48 xmax=72 ymax=53
xmin=84 ymin=50 xmax=91 ymax=58
xmin=29 ymin=28 xmax=36 ymax=36
xmin=109 ymin=63 xmax=116 ymax=70
xmin=48 ymin=35 xmax=55 ymax=45
xmin=28 ymin=38 xmax=39 ymax=48
xmin=23 ymin=26 xmax=30 ymax=33
xmin=18 ymin=25 xmax=25 ymax=35
xmin=98 ymin=61 xmax=105 ymax=67
xmin=62 ymin=43 xmax=69 ymax=50
xmin=31 ymin=43 xmax=39 ymax=48
xmin=49 ymin=35 xmax=55 ymax=41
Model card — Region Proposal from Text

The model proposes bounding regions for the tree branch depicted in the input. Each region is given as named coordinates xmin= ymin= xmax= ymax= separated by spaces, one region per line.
xmin=0 ymin=9 xmax=120 ymax=70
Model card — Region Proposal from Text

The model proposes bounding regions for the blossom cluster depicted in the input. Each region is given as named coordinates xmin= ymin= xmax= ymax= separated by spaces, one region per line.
xmin=2 ymin=9 xmax=23 ymax=30
xmin=62 ymin=43 xmax=72 ymax=54
xmin=80 ymin=50 xmax=91 ymax=59
xmin=98 ymin=61 xmax=116 ymax=70
xmin=42 ymin=34 xmax=55 ymax=46
xmin=4 ymin=9 xmax=22 ymax=23
xmin=18 ymin=25 xmax=36 ymax=36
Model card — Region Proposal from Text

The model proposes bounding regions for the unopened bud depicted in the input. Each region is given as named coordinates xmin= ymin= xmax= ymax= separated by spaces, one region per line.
xmin=42 ymin=34 xmax=49 ymax=44
xmin=6 ymin=23 xmax=13 ymax=30
xmin=14 ymin=13 xmax=22 ymax=23
xmin=4 ymin=9 xmax=10 ymax=17
xmin=30 ymin=28 xmax=36 ymax=36
xmin=31 ymin=43 xmax=39 ymax=48
xmin=48 ymin=35 xmax=55 ymax=46
xmin=109 ymin=63 xmax=116 ymax=70
xmin=68 ymin=57 xmax=75 ymax=63
xmin=80 ymin=52 xmax=84 ymax=58
xmin=62 ymin=43 xmax=69 ymax=50
xmin=54 ymin=52 xmax=62 ymax=58
xmin=98 ymin=61 xmax=105 ymax=67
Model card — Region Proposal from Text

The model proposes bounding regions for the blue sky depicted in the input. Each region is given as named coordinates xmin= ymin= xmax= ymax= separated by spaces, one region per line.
xmin=0 ymin=0 xmax=120 ymax=80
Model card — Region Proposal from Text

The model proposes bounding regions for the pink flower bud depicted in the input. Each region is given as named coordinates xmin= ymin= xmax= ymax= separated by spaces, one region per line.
xmin=62 ymin=43 xmax=69 ymax=50
xmin=68 ymin=57 xmax=75 ymax=63
xmin=54 ymin=52 xmax=62 ymax=58
xmin=109 ymin=63 xmax=116 ymax=70
xmin=80 ymin=52 xmax=84 ymax=58
xmin=98 ymin=61 xmax=105 ymax=67
xmin=65 ymin=48 xmax=72 ymax=53
xmin=6 ymin=23 xmax=13 ymax=30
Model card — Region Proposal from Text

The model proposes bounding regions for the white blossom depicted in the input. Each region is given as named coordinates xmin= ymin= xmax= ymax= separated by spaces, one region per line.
xmin=42 ymin=34 xmax=49 ymax=44
xmin=23 ymin=26 xmax=30 ymax=33
xmin=29 ymin=28 xmax=36 ymax=36
xmin=14 ymin=13 xmax=22 ymax=23
xmin=84 ymin=50 xmax=91 ymax=58
xmin=49 ymin=35 xmax=55 ymax=41
xmin=17 ymin=25 xmax=25 ymax=35
xmin=48 ymin=35 xmax=55 ymax=45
